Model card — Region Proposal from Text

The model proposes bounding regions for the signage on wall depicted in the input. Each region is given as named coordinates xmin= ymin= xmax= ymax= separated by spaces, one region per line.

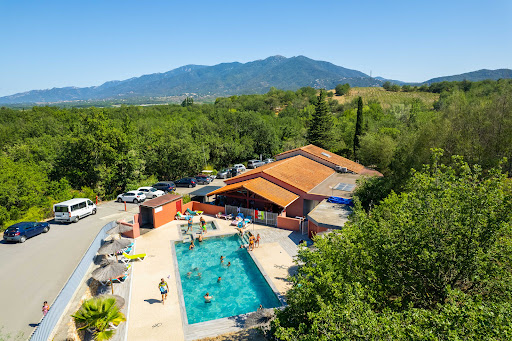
xmin=155 ymin=206 xmax=163 ymax=213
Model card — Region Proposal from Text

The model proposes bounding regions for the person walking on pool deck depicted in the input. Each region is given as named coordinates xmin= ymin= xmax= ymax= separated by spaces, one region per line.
xmin=200 ymin=216 xmax=206 ymax=226
xmin=159 ymin=278 xmax=169 ymax=304
xmin=249 ymin=235 xmax=255 ymax=251
xmin=42 ymin=301 xmax=50 ymax=317
xmin=204 ymin=292 xmax=212 ymax=303
xmin=255 ymin=234 xmax=261 ymax=248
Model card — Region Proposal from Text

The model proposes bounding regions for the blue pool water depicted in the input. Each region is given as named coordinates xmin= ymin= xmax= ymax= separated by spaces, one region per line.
xmin=175 ymin=234 xmax=281 ymax=324
xmin=179 ymin=221 xmax=217 ymax=235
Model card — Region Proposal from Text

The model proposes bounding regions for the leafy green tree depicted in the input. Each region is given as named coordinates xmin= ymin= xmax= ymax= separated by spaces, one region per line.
xmin=357 ymin=132 xmax=396 ymax=173
xmin=335 ymin=83 xmax=351 ymax=96
xmin=72 ymin=297 xmax=126 ymax=341
xmin=272 ymin=151 xmax=512 ymax=339
xmin=390 ymin=84 xmax=401 ymax=92
xmin=353 ymin=97 xmax=363 ymax=157
xmin=382 ymin=81 xmax=392 ymax=90
xmin=307 ymin=91 xmax=333 ymax=149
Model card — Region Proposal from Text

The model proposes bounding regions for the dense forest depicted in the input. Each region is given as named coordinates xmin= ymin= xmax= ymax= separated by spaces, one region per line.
xmin=0 ymin=80 xmax=511 ymax=230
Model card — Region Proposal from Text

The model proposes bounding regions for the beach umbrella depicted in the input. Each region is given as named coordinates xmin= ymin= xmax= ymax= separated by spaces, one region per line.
xmin=106 ymin=223 xmax=133 ymax=236
xmin=97 ymin=238 xmax=132 ymax=261
xmin=92 ymin=261 xmax=127 ymax=295
xmin=98 ymin=294 xmax=125 ymax=309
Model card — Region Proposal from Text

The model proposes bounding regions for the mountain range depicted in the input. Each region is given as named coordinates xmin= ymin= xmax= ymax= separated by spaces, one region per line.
xmin=0 ymin=55 xmax=510 ymax=104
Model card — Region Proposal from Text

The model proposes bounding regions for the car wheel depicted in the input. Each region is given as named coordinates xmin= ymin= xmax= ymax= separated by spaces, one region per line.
xmin=188 ymin=184 xmax=192 ymax=188
xmin=42 ymin=226 xmax=49 ymax=233
xmin=73 ymin=216 xmax=79 ymax=223
xmin=133 ymin=199 xmax=138 ymax=204
xmin=117 ymin=197 xmax=122 ymax=203
xmin=19 ymin=236 xmax=26 ymax=243
xmin=92 ymin=208 xmax=97 ymax=215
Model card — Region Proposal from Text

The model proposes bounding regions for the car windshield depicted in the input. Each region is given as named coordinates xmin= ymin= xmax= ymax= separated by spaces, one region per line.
xmin=150 ymin=188 xmax=157 ymax=192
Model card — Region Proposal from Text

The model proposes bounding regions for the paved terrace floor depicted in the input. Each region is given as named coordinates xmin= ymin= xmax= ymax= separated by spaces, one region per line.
xmin=127 ymin=216 xmax=310 ymax=341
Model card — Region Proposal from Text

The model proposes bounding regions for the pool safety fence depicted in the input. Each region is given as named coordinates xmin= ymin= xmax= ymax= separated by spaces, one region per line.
xmin=224 ymin=205 xmax=278 ymax=227
xmin=29 ymin=221 xmax=117 ymax=341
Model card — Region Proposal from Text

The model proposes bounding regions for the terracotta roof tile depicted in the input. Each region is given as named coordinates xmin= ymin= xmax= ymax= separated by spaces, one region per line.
xmin=207 ymin=178 xmax=299 ymax=208
xmin=277 ymin=144 xmax=366 ymax=173
xmin=227 ymin=155 xmax=335 ymax=193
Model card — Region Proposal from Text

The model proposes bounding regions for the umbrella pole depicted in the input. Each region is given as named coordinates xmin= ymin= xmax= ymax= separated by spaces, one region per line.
xmin=111 ymin=279 xmax=114 ymax=295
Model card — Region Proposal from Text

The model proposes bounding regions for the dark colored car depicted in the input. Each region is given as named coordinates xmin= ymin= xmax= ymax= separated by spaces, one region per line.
xmin=195 ymin=175 xmax=211 ymax=185
xmin=3 ymin=222 xmax=50 ymax=243
xmin=175 ymin=177 xmax=197 ymax=188
xmin=152 ymin=181 xmax=176 ymax=192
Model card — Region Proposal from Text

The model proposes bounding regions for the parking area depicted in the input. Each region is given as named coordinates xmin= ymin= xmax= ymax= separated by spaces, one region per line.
xmin=0 ymin=201 xmax=138 ymax=338
xmin=174 ymin=178 xmax=226 ymax=197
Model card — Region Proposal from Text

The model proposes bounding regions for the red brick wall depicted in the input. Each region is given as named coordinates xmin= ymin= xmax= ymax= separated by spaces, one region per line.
xmin=277 ymin=216 xmax=301 ymax=231
xmin=308 ymin=220 xmax=328 ymax=239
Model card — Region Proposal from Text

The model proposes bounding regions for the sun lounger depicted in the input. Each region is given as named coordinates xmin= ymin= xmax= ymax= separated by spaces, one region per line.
xmin=112 ymin=273 xmax=128 ymax=283
xmin=121 ymin=252 xmax=146 ymax=263
xmin=186 ymin=208 xmax=203 ymax=216
xmin=216 ymin=212 xmax=233 ymax=220
xmin=175 ymin=211 xmax=193 ymax=220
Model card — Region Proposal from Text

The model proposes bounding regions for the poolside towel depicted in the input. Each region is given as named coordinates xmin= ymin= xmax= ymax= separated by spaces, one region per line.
xmin=327 ymin=196 xmax=354 ymax=206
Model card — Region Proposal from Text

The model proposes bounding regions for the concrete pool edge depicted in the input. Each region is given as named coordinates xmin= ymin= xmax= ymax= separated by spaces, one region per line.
xmin=171 ymin=233 xmax=286 ymax=340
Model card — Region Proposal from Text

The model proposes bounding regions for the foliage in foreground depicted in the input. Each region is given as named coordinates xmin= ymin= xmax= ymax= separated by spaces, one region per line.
xmin=271 ymin=152 xmax=512 ymax=340
xmin=72 ymin=297 xmax=126 ymax=341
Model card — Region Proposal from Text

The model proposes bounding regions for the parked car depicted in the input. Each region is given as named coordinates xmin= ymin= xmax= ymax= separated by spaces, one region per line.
xmin=3 ymin=222 xmax=50 ymax=243
xmin=54 ymin=198 xmax=97 ymax=223
xmin=229 ymin=168 xmax=240 ymax=177
xmin=117 ymin=191 xmax=146 ymax=203
xmin=152 ymin=181 xmax=176 ymax=192
xmin=264 ymin=158 xmax=276 ymax=164
xmin=175 ymin=177 xmax=197 ymax=188
xmin=137 ymin=187 xmax=165 ymax=199
xmin=247 ymin=159 xmax=266 ymax=169
xmin=195 ymin=175 xmax=211 ymax=185
xmin=233 ymin=164 xmax=246 ymax=172
xmin=217 ymin=169 xmax=232 ymax=179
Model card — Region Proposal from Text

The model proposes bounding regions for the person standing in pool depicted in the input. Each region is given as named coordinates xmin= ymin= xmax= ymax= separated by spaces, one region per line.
xmin=227 ymin=261 xmax=231 ymax=267
xmin=204 ymin=292 xmax=212 ymax=303
xmin=187 ymin=217 xmax=193 ymax=232
xmin=189 ymin=240 xmax=195 ymax=250
xmin=159 ymin=278 xmax=169 ymax=304
xmin=217 ymin=276 xmax=222 ymax=283
xmin=220 ymin=255 xmax=224 ymax=264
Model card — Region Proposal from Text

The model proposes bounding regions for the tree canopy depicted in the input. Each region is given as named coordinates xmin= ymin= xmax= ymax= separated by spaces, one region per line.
xmin=272 ymin=151 xmax=512 ymax=340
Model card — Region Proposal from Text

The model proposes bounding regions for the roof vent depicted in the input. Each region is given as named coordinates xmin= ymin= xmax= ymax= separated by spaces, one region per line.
xmin=321 ymin=152 xmax=331 ymax=158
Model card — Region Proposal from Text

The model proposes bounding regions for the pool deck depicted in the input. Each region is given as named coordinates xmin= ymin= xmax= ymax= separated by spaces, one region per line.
xmin=126 ymin=216 xmax=308 ymax=341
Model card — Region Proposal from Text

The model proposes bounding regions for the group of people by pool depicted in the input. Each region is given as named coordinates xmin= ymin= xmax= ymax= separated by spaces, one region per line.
xmin=239 ymin=233 xmax=260 ymax=251
xmin=188 ymin=216 xmax=209 ymax=250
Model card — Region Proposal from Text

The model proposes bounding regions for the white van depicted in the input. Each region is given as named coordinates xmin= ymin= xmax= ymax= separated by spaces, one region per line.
xmin=53 ymin=198 xmax=97 ymax=223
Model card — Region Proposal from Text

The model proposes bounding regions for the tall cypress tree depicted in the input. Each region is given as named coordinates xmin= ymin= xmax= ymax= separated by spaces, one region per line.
xmin=353 ymin=96 xmax=363 ymax=158
xmin=307 ymin=90 xmax=332 ymax=149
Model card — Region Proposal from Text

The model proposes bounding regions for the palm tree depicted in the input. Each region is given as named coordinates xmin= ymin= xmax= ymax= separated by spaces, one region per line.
xmin=72 ymin=297 xmax=126 ymax=341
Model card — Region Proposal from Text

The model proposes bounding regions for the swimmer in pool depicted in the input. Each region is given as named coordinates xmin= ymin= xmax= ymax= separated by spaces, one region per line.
xmin=217 ymin=276 xmax=222 ymax=283
xmin=227 ymin=262 xmax=231 ymax=267
xmin=220 ymin=255 xmax=224 ymax=264
xmin=186 ymin=272 xmax=192 ymax=278
xmin=204 ymin=292 xmax=212 ymax=303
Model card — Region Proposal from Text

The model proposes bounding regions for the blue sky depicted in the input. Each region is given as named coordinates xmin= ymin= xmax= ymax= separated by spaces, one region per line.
xmin=0 ymin=0 xmax=511 ymax=96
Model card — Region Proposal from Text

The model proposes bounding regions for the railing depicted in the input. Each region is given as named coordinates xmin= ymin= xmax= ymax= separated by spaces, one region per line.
xmin=30 ymin=221 xmax=117 ymax=341
xmin=225 ymin=205 xmax=278 ymax=227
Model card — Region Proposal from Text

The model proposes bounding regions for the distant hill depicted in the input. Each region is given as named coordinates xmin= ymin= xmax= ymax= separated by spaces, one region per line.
xmin=1 ymin=57 xmax=510 ymax=105
xmin=423 ymin=69 xmax=512 ymax=84
xmin=0 ymin=56 xmax=382 ymax=104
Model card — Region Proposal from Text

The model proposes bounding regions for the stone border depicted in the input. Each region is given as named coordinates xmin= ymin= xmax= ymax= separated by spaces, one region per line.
xmin=171 ymin=233 xmax=285 ymax=340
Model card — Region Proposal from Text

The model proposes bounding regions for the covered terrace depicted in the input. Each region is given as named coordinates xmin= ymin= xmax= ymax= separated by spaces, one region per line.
xmin=207 ymin=177 xmax=299 ymax=214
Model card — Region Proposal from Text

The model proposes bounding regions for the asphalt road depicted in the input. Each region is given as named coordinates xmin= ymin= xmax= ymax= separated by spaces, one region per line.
xmin=0 ymin=201 xmax=138 ymax=338
xmin=174 ymin=178 xmax=226 ymax=197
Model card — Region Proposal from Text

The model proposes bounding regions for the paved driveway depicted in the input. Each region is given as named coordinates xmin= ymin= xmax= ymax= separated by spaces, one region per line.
xmin=0 ymin=201 xmax=138 ymax=338
xmin=175 ymin=178 xmax=226 ymax=197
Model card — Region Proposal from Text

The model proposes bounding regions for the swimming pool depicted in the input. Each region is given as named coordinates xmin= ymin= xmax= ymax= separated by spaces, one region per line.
xmin=179 ymin=221 xmax=217 ymax=235
xmin=174 ymin=234 xmax=281 ymax=324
